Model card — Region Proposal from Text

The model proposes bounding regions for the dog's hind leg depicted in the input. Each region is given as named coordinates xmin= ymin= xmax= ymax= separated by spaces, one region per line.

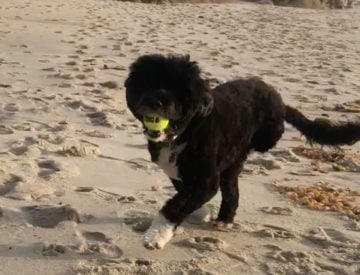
xmin=216 ymin=162 xmax=244 ymax=225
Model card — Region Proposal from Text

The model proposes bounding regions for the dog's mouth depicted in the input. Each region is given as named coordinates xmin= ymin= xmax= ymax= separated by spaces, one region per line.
xmin=142 ymin=114 xmax=176 ymax=143
xmin=144 ymin=127 xmax=176 ymax=143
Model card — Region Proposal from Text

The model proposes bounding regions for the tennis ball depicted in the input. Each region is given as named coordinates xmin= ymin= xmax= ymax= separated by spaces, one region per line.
xmin=143 ymin=113 xmax=169 ymax=131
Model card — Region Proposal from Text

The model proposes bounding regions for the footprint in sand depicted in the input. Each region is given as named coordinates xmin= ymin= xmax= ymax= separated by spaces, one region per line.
xmin=37 ymin=159 xmax=62 ymax=180
xmin=75 ymin=231 xmax=122 ymax=258
xmin=9 ymin=136 xmax=41 ymax=156
xmin=82 ymin=67 xmax=96 ymax=73
xmin=304 ymin=227 xmax=359 ymax=248
xmin=40 ymin=66 xmax=55 ymax=72
xmin=322 ymin=246 xmax=360 ymax=267
xmin=260 ymin=206 xmax=293 ymax=216
xmin=65 ymin=100 xmax=97 ymax=112
xmin=99 ymin=81 xmax=118 ymax=89
xmin=75 ymin=187 xmax=135 ymax=204
xmin=0 ymin=174 xmax=20 ymax=196
xmin=22 ymin=204 xmax=80 ymax=228
xmin=187 ymin=269 xmax=219 ymax=275
xmin=38 ymin=59 xmax=51 ymax=64
xmin=3 ymin=103 xmax=20 ymax=112
xmin=86 ymin=111 xmax=123 ymax=129
xmin=247 ymin=156 xmax=283 ymax=170
xmin=181 ymin=236 xmax=228 ymax=252
xmin=86 ymin=111 xmax=111 ymax=127
xmin=58 ymin=83 xmax=73 ymax=88
xmin=58 ymin=139 xmax=100 ymax=157
xmin=264 ymin=246 xmax=346 ymax=275
xmin=82 ymin=231 xmax=112 ymax=243
xmin=68 ymin=55 xmax=80 ymax=59
xmin=4 ymin=180 xmax=59 ymax=201
xmin=40 ymin=232 xmax=115 ymax=257
xmin=75 ymin=187 xmax=95 ymax=193
xmin=76 ymin=256 xmax=217 ymax=275
xmin=75 ymin=74 xmax=87 ymax=80
xmin=117 ymin=196 xmax=137 ymax=203
xmin=123 ymin=211 xmax=152 ymax=233
xmin=65 ymin=60 xmax=77 ymax=66
xmin=0 ymin=125 xmax=14 ymax=135
xmin=126 ymin=158 xmax=158 ymax=174
xmin=75 ymin=49 xmax=86 ymax=55
xmin=0 ymin=83 xmax=12 ymax=88
xmin=47 ymin=72 xmax=74 ymax=80
xmin=78 ymin=45 xmax=88 ymax=50
xmin=1 ymin=158 xmax=62 ymax=201
xmin=79 ymin=129 xmax=112 ymax=139
xmin=269 ymin=149 xmax=301 ymax=163
xmin=255 ymin=224 xmax=297 ymax=240
xmin=211 ymin=220 xmax=245 ymax=232
xmin=41 ymin=243 xmax=67 ymax=256
xmin=37 ymin=133 xmax=66 ymax=145
xmin=322 ymin=100 xmax=360 ymax=114
xmin=347 ymin=220 xmax=360 ymax=232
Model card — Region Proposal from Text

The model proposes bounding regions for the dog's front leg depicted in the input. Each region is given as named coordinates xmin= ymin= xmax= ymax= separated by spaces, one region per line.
xmin=143 ymin=212 xmax=177 ymax=250
xmin=143 ymin=175 xmax=219 ymax=249
xmin=171 ymin=179 xmax=211 ymax=224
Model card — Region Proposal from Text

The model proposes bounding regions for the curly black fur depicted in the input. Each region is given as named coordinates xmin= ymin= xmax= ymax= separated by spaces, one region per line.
xmin=125 ymin=54 xmax=360 ymax=226
xmin=285 ymin=105 xmax=360 ymax=146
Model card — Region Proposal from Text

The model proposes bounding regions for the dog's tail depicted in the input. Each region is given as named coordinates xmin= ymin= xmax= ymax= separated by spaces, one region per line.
xmin=285 ymin=105 xmax=360 ymax=146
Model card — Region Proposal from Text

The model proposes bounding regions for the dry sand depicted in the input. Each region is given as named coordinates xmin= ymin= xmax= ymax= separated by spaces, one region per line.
xmin=0 ymin=0 xmax=360 ymax=274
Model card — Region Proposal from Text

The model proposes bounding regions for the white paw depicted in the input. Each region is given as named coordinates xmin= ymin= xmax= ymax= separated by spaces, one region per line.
xmin=186 ymin=205 xmax=211 ymax=224
xmin=143 ymin=213 xmax=175 ymax=250
xmin=212 ymin=220 xmax=233 ymax=228
xmin=211 ymin=220 xmax=243 ymax=232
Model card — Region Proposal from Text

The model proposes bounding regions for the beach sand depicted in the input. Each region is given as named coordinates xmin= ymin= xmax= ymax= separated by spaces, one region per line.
xmin=0 ymin=0 xmax=359 ymax=274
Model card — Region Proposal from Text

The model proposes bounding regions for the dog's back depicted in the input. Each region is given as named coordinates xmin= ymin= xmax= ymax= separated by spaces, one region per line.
xmin=212 ymin=77 xmax=286 ymax=153
xmin=212 ymin=76 xmax=360 ymax=151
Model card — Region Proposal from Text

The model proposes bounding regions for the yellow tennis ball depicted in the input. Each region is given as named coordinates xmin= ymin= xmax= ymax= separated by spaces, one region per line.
xmin=143 ymin=113 xmax=169 ymax=131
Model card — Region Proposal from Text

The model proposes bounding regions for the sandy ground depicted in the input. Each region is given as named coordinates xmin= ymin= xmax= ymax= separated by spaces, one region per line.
xmin=0 ymin=0 xmax=360 ymax=274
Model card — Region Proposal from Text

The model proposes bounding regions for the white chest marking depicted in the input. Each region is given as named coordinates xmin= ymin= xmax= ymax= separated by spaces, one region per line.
xmin=156 ymin=143 xmax=186 ymax=181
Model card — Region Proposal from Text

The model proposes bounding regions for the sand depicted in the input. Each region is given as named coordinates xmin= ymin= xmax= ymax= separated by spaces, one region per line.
xmin=0 ymin=0 xmax=359 ymax=274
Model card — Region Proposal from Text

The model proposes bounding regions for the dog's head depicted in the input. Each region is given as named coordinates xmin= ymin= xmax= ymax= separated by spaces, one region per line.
xmin=125 ymin=54 xmax=213 ymax=142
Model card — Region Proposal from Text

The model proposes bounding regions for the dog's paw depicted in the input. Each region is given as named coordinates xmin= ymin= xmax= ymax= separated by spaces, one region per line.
xmin=212 ymin=220 xmax=233 ymax=229
xmin=187 ymin=205 xmax=211 ymax=224
xmin=211 ymin=219 xmax=244 ymax=232
xmin=143 ymin=213 xmax=175 ymax=250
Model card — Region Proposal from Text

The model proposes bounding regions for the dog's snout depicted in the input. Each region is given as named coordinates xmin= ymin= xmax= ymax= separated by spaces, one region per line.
xmin=148 ymin=98 xmax=163 ymax=109
xmin=135 ymin=88 xmax=180 ymax=119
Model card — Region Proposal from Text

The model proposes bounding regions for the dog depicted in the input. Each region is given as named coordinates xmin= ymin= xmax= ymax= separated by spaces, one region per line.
xmin=124 ymin=54 xmax=360 ymax=249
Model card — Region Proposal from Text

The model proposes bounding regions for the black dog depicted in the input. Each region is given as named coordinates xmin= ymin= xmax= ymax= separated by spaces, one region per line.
xmin=125 ymin=54 xmax=360 ymax=249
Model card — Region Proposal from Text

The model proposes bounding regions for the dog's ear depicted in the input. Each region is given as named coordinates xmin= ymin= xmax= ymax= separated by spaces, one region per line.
xmin=199 ymin=93 xmax=214 ymax=117
xmin=124 ymin=75 xmax=130 ymax=89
